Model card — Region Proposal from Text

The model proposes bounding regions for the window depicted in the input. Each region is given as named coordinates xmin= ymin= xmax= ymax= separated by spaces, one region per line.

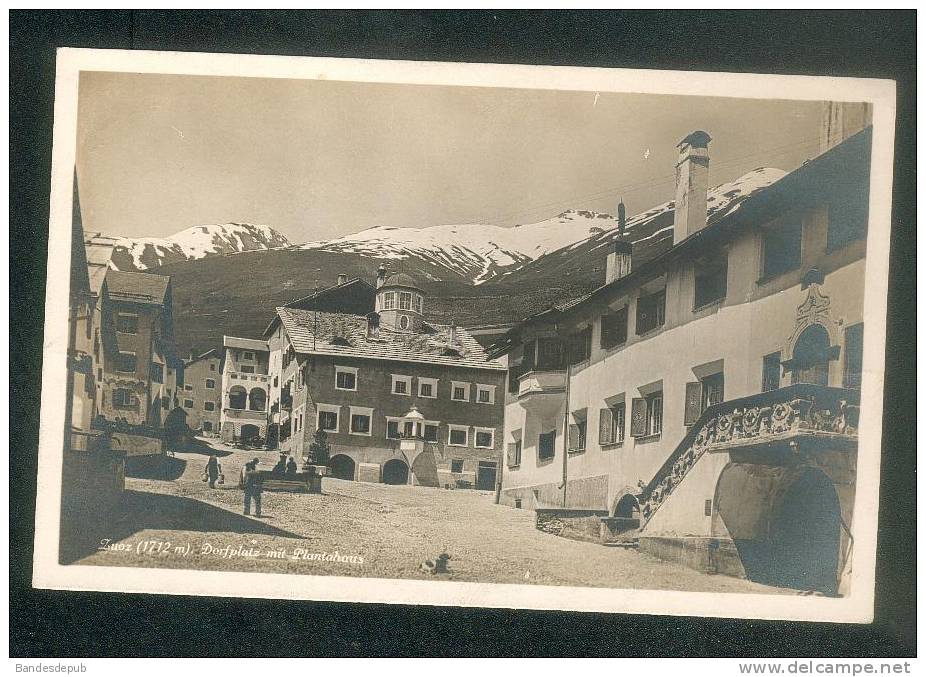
xmin=383 ymin=292 xmax=396 ymax=310
xmin=475 ymin=428 xmax=495 ymax=449
xmin=113 ymin=388 xmax=137 ymax=408
xmin=183 ymin=399 xmax=193 ymax=409
xmin=415 ymin=295 xmax=423 ymax=313
xmin=827 ymin=190 xmax=868 ymax=251
xmin=476 ymin=384 xmax=495 ymax=404
xmin=418 ymin=378 xmax=438 ymax=398
xmin=423 ymin=423 xmax=439 ymax=442
xmin=116 ymin=313 xmax=138 ymax=334
xmin=535 ymin=338 xmax=565 ymax=371
xmin=115 ymin=352 xmax=136 ymax=374
xmin=448 ymin=425 xmax=469 ymax=447
xmin=636 ymin=289 xmax=666 ymax=335
xmin=402 ymin=420 xmax=414 ymax=438
xmin=391 ymin=374 xmax=412 ymax=395
xmin=568 ymin=413 xmax=587 ymax=452
xmin=204 ymin=401 xmax=216 ymax=412
xmin=399 ymin=315 xmax=410 ymax=330
xmin=210 ymin=364 xmax=216 ymax=371
xmin=761 ymin=221 xmax=802 ymax=280
xmin=317 ymin=404 xmax=340 ymax=433
xmin=844 ymin=323 xmax=864 ymax=389
xmin=184 ymin=384 xmax=193 ymax=392
xmin=451 ymin=381 xmax=470 ymax=402
xmin=386 ymin=419 xmax=401 ymax=440
xmin=538 ymin=430 xmax=556 ymax=461
xmin=507 ymin=437 xmax=522 ymax=468
xmin=349 ymin=407 xmax=373 ymax=436
xmin=566 ymin=327 xmax=592 ymax=365
xmin=335 ymin=366 xmax=358 ymax=391
xmin=631 ymin=392 xmax=663 ymax=438
xmin=599 ymin=402 xmax=626 ymax=446
xmin=203 ymin=421 xmax=213 ymax=432
xmin=240 ymin=365 xmax=256 ymax=374
xmin=762 ymin=352 xmax=782 ymax=392
xmin=701 ymin=372 xmax=724 ymax=412
xmin=243 ymin=351 xmax=255 ymax=360
xmin=693 ymin=258 xmax=728 ymax=309
xmin=600 ymin=306 xmax=628 ymax=349
xmin=399 ymin=291 xmax=412 ymax=310
xmin=450 ymin=459 xmax=465 ymax=473
xmin=205 ymin=378 xmax=216 ymax=389
xmin=150 ymin=363 xmax=163 ymax=384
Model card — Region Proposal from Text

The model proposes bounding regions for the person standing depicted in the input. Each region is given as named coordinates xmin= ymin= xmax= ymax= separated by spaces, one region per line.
xmin=243 ymin=459 xmax=263 ymax=518
xmin=205 ymin=454 xmax=220 ymax=489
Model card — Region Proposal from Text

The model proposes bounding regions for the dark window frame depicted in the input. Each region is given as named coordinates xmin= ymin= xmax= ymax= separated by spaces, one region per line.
xmin=636 ymin=289 xmax=666 ymax=335
xmin=760 ymin=220 xmax=803 ymax=281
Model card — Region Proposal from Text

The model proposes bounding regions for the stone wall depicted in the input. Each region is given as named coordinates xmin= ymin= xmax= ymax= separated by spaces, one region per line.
xmin=60 ymin=446 xmax=125 ymax=563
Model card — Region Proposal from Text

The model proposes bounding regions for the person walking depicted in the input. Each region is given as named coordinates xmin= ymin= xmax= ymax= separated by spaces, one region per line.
xmin=205 ymin=454 xmax=220 ymax=489
xmin=243 ymin=459 xmax=263 ymax=518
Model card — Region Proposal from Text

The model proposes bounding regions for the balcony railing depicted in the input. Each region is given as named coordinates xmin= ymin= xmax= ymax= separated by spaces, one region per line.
xmin=637 ymin=384 xmax=860 ymax=526
xmin=227 ymin=372 xmax=270 ymax=383
xmin=517 ymin=369 xmax=567 ymax=398
xmin=223 ymin=408 xmax=267 ymax=421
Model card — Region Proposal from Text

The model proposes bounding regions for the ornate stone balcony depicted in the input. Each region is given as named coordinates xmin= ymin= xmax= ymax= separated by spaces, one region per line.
xmin=637 ymin=384 xmax=860 ymax=526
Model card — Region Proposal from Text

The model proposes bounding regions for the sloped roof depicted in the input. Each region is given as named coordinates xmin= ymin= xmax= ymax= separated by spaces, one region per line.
xmin=224 ymin=335 xmax=269 ymax=351
xmin=382 ymin=273 xmax=421 ymax=290
xmin=186 ymin=348 xmax=222 ymax=365
xmin=276 ymin=307 xmax=504 ymax=371
xmin=105 ymin=270 xmax=170 ymax=305
xmin=85 ymin=234 xmax=118 ymax=296
xmin=286 ymin=277 xmax=375 ymax=310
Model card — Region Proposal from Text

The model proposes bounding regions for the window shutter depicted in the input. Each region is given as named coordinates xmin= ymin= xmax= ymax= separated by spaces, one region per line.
xmin=684 ymin=381 xmax=703 ymax=426
xmin=568 ymin=423 xmax=579 ymax=451
xmin=630 ymin=398 xmax=647 ymax=437
xmin=599 ymin=408 xmax=613 ymax=445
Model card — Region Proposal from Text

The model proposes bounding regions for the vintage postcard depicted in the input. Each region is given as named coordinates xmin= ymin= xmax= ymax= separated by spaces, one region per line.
xmin=32 ymin=48 xmax=896 ymax=622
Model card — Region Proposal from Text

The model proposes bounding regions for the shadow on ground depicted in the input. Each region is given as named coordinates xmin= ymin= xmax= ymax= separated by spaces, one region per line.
xmin=176 ymin=437 xmax=235 ymax=458
xmin=61 ymin=489 xmax=304 ymax=564
xmin=126 ymin=456 xmax=187 ymax=481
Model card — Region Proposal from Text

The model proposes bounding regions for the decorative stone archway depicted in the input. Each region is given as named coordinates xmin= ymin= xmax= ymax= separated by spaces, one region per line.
xmin=781 ymin=271 xmax=841 ymax=384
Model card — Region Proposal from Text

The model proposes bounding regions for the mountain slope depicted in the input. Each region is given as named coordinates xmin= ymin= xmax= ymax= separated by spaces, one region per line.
xmin=108 ymin=222 xmax=291 ymax=271
xmin=299 ymin=209 xmax=616 ymax=283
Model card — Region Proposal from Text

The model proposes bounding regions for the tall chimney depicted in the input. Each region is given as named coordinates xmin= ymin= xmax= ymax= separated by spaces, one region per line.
xmin=376 ymin=264 xmax=387 ymax=289
xmin=337 ymin=273 xmax=347 ymax=286
xmin=605 ymin=199 xmax=632 ymax=284
xmin=673 ymin=130 xmax=711 ymax=245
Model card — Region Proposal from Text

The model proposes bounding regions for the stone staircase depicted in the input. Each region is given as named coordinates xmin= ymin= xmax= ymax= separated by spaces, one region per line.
xmin=635 ymin=384 xmax=860 ymax=529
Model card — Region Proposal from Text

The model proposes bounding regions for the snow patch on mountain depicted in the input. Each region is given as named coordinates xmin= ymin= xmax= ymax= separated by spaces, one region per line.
xmin=110 ymin=223 xmax=291 ymax=271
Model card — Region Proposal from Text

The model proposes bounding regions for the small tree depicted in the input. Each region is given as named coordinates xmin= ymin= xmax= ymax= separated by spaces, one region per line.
xmin=308 ymin=428 xmax=330 ymax=466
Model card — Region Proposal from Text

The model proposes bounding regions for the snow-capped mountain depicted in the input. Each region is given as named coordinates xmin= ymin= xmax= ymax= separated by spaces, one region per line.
xmin=298 ymin=209 xmax=617 ymax=284
xmin=108 ymin=223 xmax=291 ymax=272
xmin=493 ymin=167 xmax=788 ymax=288
xmin=298 ymin=168 xmax=786 ymax=285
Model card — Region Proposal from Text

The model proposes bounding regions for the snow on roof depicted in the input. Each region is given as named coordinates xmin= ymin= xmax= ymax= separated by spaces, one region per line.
xmin=276 ymin=307 xmax=504 ymax=371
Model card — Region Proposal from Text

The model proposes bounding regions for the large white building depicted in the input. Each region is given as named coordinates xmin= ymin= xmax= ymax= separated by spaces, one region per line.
xmin=491 ymin=117 xmax=871 ymax=596
xmin=219 ymin=336 xmax=271 ymax=443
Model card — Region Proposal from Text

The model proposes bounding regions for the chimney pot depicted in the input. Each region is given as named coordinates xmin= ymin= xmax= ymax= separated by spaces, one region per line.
xmin=376 ymin=264 xmax=387 ymax=289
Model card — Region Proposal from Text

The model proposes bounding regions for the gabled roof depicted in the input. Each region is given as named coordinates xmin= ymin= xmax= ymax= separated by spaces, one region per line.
xmin=185 ymin=348 xmax=222 ymax=366
xmin=85 ymin=233 xmax=118 ymax=296
xmin=489 ymin=126 xmax=873 ymax=358
xmin=275 ymin=307 xmax=505 ymax=371
xmin=104 ymin=270 xmax=171 ymax=306
xmin=224 ymin=335 xmax=269 ymax=351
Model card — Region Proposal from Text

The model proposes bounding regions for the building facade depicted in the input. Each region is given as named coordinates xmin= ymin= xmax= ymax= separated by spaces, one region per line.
xmin=492 ymin=124 xmax=871 ymax=595
xmin=181 ymin=349 xmax=223 ymax=434
xmin=263 ymin=272 xmax=506 ymax=489
xmin=219 ymin=336 xmax=270 ymax=443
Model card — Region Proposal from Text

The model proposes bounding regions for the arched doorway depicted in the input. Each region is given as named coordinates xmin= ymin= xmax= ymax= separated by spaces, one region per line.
xmin=240 ymin=424 xmax=260 ymax=442
xmin=791 ymin=323 xmax=832 ymax=386
xmin=248 ymin=388 xmax=267 ymax=412
xmin=768 ymin=468 xmax=842 ymax=596
xmin=614 ymin=493 xmax=640 ymax=519
xmin=329 ymin=454 xmax=356 ymax=481
xmin=228 ymin=386 xmax=247 ymax=410
xmin=716 ymin=463 xmax=842 ymax=595
xmin=382 ymin=459 xmax=409 ymax=485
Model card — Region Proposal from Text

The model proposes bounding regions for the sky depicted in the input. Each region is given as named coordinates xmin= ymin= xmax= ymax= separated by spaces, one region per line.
xmin=76 ymin=71 xmax=826 ymax=242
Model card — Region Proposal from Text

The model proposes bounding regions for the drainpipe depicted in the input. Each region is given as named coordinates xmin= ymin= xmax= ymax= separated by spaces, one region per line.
xmin=559 ymin=360 xmax=571 ymax=507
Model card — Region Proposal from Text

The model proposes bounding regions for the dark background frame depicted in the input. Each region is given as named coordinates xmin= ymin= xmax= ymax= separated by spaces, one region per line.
xmin=10 ymin=10 xmax=916 ymax=657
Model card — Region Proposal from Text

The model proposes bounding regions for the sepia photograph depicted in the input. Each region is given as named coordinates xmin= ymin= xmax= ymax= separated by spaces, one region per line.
xmin=30 ymin=46 xmax=897 ymax=625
